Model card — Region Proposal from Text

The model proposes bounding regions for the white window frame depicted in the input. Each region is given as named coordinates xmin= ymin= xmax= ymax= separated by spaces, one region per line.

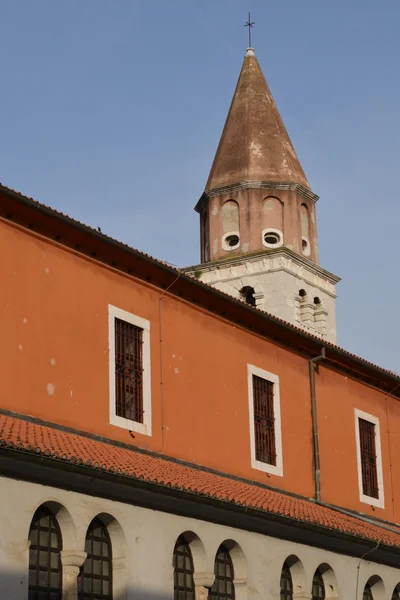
xmin=354 ymin=408 xmax=384 ymax=508
xmin=108 ymin=304 xmax=152 ymax=436
xmin=247 ymin=364 xmax=283 ymax=477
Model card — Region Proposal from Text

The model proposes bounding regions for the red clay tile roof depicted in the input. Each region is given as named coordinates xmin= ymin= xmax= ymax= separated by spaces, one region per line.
xmin=1 ymin=413 xmax=400 ymax=549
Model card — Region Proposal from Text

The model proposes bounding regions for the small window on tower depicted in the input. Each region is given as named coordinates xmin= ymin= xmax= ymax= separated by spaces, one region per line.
xmin=240 ymin=286 xmax=256 ymax=307
xmin=109 ymin=305 xmax=152 ymax=436
xmin=262 ymin=228 xmax=283 ymax=248
xmin=222 ymin=232 xmax=240 ymax=251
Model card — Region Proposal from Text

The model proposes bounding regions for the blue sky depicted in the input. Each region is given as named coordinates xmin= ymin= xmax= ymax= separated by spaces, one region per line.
xmin=1 ymin=1 xmax=399 ymax=373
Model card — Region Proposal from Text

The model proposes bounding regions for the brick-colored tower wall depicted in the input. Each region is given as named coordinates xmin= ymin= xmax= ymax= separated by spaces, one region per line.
xmin=202 ymin=188 xmax=319 ymax=264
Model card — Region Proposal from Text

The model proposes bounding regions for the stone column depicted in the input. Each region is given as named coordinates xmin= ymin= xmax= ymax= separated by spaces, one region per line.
xmin=233 ymin=578 xmax=247 ymax=600
xmin=314 ymin=306 xmax=328 ymax=333
xmin=300 ymin=301 xmax=315 ymax=323
xmin=254 ymin=291 xmax=265 ymax=308
xmin=112 ymin=556 xmax=127 ymax=600
xmin=193 ymin=572 xmax=215 ymax=600
xmin=293 ymin=594 xmax=312 ymax=600
xmin=60 ymin=550 xmax=86 ymax=600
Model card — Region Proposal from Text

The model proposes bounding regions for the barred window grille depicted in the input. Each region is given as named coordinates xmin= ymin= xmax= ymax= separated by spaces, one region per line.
xmin=359 ymin=418 xmax=379 ymax=499
xmin=28 ymin=506 xmax=62 ymax=600
xmin=209 ymin=544 xmax=235 ymax=600
xmin=253 ymin=375 xmax=276 ymax=465
xmin=78 ymin=518 xmax=112 ymax=600
xmin=363 ymin=584 xmax=373 ymax=600
xmin=280 ymin=562 xmax=293 ymax=599
xmin=115 ymin=318 xmax=144 ymax=423
xmin=312 ymin=570 xmax=325 ymax=600
xmin=173 ymin=536 xmax=195 ymax=600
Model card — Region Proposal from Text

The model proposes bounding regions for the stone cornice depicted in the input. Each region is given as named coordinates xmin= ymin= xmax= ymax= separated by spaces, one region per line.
xmin=183 ymin=246 xmax=341 ymax=285
xmin=195 ymin=181 xmax=319 ymax=212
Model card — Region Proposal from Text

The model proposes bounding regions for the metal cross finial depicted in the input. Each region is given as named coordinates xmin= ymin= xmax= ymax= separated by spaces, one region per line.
xmin=244 ymin=12 xmax=255 ymax=48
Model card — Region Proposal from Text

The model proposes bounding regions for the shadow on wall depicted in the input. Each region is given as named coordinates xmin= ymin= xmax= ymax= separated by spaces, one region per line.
xmin=0 ymin=570 xmax=176 ymax=600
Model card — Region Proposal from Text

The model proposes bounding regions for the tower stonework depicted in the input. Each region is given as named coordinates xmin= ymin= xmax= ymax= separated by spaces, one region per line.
xmin=184 ymin=48 xmax=340 ymax=343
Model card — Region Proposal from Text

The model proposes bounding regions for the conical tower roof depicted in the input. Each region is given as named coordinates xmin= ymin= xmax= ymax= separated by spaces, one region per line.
xmin=206 ymin=48 xmax=310 ymax=191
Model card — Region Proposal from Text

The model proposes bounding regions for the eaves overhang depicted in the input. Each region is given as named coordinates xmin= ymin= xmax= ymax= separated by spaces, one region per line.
xmin=0 ymin=182 xmax=399 ymax=397
xmin=183 ymin=246 xmax=341 ymax=286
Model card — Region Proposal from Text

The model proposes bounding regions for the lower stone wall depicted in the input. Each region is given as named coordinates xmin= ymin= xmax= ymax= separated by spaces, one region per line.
xmin=0 ymin=475 xmax=398 ymax=599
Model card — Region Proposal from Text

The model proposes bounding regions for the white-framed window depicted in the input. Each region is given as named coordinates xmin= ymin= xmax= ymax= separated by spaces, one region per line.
xmin=108 ymin=304 xmax=152 ymax=436
xmin=222 ymin=231 xmax=240 ymax=251
xmin=354 ymin=408 xmax=384 ymax=508
xmin=247 ymin=364 xmax=283 ymax=477
xmin=262 ymin=227 xmax=283 ymax=249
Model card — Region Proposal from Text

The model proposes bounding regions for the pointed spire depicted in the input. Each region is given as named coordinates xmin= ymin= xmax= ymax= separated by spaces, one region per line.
xmin=206 ymin=49 xmax=310 ymax=191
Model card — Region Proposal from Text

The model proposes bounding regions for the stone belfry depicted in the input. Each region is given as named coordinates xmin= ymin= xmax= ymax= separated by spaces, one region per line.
xmin=184 ymin=47 xmax=340 ymax=343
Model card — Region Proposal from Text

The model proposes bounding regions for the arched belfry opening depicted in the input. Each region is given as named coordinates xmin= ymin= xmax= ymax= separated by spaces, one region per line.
xmin=300 ymin=203 xmax=311 ymax=257
xmin=262 ymin=197 xmax=283 ymax=249
xmin=221 ymin=200 xmax=240 ymax=251
xmin=240 ymin=286 xmax=256 ymax=307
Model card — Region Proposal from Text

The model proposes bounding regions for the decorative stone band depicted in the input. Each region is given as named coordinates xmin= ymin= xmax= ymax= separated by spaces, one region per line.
xmin=195 ymin=181 xmax=319 ymax=212
xmin=183 ymin=246 xmax=341 ymax=287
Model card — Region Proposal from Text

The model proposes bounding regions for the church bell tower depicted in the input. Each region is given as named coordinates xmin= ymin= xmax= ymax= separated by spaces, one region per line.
xmin=184 ymin=47 xmax=340 ymax=343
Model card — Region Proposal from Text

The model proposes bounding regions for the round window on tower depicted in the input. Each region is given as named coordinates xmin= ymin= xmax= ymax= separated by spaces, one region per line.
xmin=262 ymin=228 xmax=283 ymax=249
xmin=222 ymin=231 xmax=240 ymax=251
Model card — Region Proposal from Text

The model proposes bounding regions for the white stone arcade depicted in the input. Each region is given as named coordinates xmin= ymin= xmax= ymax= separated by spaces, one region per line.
xmin=1 ymin=475 xmax=398 ymax=600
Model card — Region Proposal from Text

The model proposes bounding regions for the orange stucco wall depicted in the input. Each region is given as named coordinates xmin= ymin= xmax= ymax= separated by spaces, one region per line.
xmin=3 ymin=218 xmax=399 ymax=523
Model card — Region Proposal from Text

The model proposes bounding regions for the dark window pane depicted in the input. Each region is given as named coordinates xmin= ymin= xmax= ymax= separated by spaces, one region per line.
xmin=83 ymin=577 xmax=91 ymax=593
xmin=103 ymin=581 xmax=110 ymax=596
xmin=39 ymin=551 xmax=48 ymax=568
xmin=115 ymin=318 xmax=144 ymax=423
xmin=78 ymin=518 xmax=112 ymax=599
xmin=359 ymin=418 xmax=379 ymax=499
xmin=28 ymin=506 xmax=62 ymax=600
xmin=39 ymin=530 xmax=49 ymax=547
xmin=253 ymin=375 xmax=276 ymax=465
